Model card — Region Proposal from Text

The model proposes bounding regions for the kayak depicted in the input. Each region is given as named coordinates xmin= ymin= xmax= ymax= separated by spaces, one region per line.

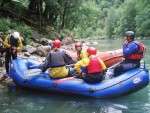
xmin=65 ymin=49 xmax=123 ymax=67
xmin=10 ymin=58 xmax=149 ymax=98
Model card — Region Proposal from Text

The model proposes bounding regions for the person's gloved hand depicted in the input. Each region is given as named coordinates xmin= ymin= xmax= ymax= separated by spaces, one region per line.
xmin=12 ymin=46 xmax=17 ymax=53
xmin=80 ymin=72 xmax=86 ymax=78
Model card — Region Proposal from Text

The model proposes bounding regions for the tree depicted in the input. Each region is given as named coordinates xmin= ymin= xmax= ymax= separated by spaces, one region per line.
xmin=119 ymin=0 xmax=137 ymax=35
xmin=135 ymin=0 xmax=150 ymax=36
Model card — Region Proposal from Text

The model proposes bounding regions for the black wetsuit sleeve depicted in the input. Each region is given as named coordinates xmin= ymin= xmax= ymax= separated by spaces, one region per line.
xmin=61 ymin=51 xmax=77 ymax=64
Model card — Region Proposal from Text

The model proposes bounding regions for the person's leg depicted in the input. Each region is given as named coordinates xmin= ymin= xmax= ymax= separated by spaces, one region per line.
xmin=113 ymin=64 xmax=124 ymax=77
xmin=5 ymin=49 xmax=11 ymax=75
xmin=67 ymin=67 xmax=76 ymax=76
xmin=12 ymin=51 xmax=17 ymax=60
xmin=0 ymin=50 xmax=10 ymax=81
xmin=122 ymin=62 xmax=139 ymax=71
xmin=114 ymin=62 xmax=139 ymax=77
xmin=83 ymin=73 xmax=103 ymax=83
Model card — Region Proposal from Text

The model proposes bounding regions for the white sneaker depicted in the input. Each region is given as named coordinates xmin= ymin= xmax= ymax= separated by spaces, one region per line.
xmin=105 ymin=71 xmax=114 ymax=80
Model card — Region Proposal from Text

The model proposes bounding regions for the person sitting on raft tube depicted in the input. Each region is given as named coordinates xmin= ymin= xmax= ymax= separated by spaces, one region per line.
xmin=74 ymin=47 xmax=107 ymax=83
xmin=41 ymin=40 xmax=75 ymax=78
xmin=75 ymin=42 xmax=89 ymax=61
xmin=113 ymin=31 xmax=146 ymax=77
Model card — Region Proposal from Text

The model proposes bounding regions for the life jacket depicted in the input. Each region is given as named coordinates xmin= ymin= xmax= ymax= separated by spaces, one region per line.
xmin=126 ymin=41 xmax=146 ymax=60
xmin=50 ymin=52 xmax=65 ymax=68
xmin=87 ymin=57 xmax=103 ymax=74
xmin=9 ymin=35 xmax=18 ymax=47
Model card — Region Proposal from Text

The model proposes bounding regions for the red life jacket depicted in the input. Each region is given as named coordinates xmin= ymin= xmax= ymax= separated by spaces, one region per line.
xmin=87 ymin=57 xmax=103 ymax=74
xmin=127 ymin=42 xmax=146 ymax=60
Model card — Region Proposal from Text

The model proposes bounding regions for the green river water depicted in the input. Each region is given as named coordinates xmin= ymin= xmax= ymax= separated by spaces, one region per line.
xmin=0 ymin=39 xmax=150 ymax=113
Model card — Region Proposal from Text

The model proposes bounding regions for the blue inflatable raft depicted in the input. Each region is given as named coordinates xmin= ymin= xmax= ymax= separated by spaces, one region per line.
xmin=10 ymin=58 xmax=149 ymax=98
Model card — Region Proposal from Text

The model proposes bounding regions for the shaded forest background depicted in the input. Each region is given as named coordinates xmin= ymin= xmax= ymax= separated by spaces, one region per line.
xmin=0 ymin=0 xmax=150 ymax=43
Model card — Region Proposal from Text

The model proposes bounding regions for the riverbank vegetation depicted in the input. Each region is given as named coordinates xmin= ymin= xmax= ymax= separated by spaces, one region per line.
xmin=0 ymin=0 xmax=150 ymax=42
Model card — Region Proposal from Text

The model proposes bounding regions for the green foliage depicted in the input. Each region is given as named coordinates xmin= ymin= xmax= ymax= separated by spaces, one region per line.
xmin=84 ymin=28 xmax=94 ymax=38
xmin=15 ymin=23 xmax=32 ymax=45
xmin=0 ymin=17 xmax=32 ymax=45
xmin=0 ymin=18 xmax=12 ymax=32
xmin=135 ymin=0 xmax=150 ymax=36
xmin=49 ymin=34 xmax=56 ymax=40
xmin=2 ymin=0 xmax=150 ymax=39
xmin=3 ymin=1 xmax=28 ymax=15
xmin=122 ymin=0 xmax=136 ymax=31
xmin=60 ymin=29 xmax=72 ymax=39
xmin=72 ymin=1 xmax=102 ymax=38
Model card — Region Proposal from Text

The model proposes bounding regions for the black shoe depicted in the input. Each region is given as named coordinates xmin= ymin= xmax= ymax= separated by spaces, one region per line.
xmin=0 ymin=74 xmax=8 ymax=82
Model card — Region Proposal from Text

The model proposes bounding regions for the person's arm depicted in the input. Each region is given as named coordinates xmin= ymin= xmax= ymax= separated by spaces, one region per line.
xmin=123 ymin=42 xmax=139 ymax=57
xmin=4 ymin=35 xmax=11 ymax=48
xmin=41 ymin=53 xmax=51 ymax=72
xmin=16 ymin=38 xmax=23 ymax=51
xmin=61 ymin=51 xmax=77 ymax=64
xmin=74 ymin=58 xmax=89 ymax=74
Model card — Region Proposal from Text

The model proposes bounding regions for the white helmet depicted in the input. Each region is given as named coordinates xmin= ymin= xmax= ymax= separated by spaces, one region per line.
xmin=13 ymin=32 xmax=20 ymax=39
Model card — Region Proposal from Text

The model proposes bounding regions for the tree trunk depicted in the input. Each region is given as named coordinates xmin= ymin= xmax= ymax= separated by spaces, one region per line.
xmin=38 ymin=0 xmax=42 ymax=32
xmin=61 ymin=1 xmax=68 ymax=30
xmin=43 ymin=5 xmax=49 ymax=19
xmin=29 ymin=0 xmax=38 ymax=12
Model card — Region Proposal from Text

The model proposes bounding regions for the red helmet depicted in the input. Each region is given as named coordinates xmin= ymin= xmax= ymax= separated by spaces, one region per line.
xmin=75 ymin=42 xmax=82 ymax=48
xmin=87 ymin=47 xmax=97 ymax=55
xmin=52 ymin=40 xmax=61 ymax=48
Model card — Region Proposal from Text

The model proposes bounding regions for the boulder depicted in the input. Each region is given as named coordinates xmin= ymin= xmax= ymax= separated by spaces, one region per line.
xmin=23 ymin=45 xmax=37 ymax=54
xmin=62 ymin=37 xmax=75 ymax=45
xmin=36 ymin=45 xmax=50 ymax=57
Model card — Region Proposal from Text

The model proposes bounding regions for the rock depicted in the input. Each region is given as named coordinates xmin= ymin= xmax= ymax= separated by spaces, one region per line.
xmin=0 ymin=57 xmax=4 ymax=67
xmin=24 ymin=52 xmax=31 ymax=57
xmin=61 ymin=43 xmax=75 ymax=50
xmin=23 ymin=45 xmax=37 ymax=54
xmin=30 ymin=42 xmax=41 ymax=47
xmin=31 ymin=30 xmax=43 ymax=39
xmin=62 ymin=37 xmax=75 ymax=45
xmin=36 ymin=45 xmax=50 ymax=57
xmin=40 ymin=38 xmax=50 ymax=45
xmin=29 ymin=55 xmax=44 ymax=63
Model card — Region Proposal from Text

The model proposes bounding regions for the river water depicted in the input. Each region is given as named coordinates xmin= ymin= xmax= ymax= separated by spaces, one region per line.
xmin=0 ymin=39 xmax=150 ymax=113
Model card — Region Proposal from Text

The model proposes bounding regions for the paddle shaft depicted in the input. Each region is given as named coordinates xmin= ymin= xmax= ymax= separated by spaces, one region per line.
xmin=108 ymin=61 xmax=123 ymax=69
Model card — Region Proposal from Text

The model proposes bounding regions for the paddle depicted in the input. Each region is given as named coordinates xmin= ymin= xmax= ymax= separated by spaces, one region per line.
xmin=107 ymin=60 xmax=122 ymax=69
xmin=53 ymin=61 xmax=123 ymax=84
